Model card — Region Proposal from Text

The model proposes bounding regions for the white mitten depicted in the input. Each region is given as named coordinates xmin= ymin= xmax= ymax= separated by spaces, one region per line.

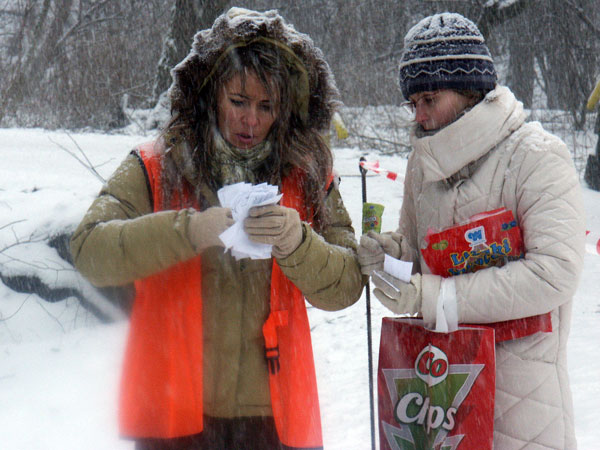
xmin=372 ymin=271 xmax=422 ymax=315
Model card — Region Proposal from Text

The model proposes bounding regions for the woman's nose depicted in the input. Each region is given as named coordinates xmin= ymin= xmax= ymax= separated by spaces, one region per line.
xmin=243 ymin=107 xmax=259 ymax=127
xmin=415 ymin=106 xmax=428 ymax=125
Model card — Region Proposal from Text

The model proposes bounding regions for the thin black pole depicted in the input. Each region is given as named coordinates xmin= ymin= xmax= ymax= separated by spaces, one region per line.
xmin=359 ymin=157 xmax=376 ymax=450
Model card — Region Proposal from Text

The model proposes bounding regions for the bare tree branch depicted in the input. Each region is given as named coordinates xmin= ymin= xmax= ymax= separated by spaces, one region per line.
xmin=0 ymin=220 xmax=26 ymax=232
xmin=564 ymin=0 xmax=600 ymax=37
xmin=48 ymin=133 xmax=107 ymax=184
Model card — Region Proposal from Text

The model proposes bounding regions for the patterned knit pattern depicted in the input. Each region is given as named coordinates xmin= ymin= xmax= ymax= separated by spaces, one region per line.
xmin=210 ymin=129 xmax=272 ymax=186
xmin=399 ymin=13 xmax=497 ymax=99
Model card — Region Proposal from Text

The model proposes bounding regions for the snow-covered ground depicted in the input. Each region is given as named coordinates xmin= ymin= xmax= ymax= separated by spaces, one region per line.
xmin=1 ymin=127 xmax=599 ymax=449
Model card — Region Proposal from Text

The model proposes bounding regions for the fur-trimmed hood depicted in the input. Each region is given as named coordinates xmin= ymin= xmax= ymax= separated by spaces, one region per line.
xmin=169 ymin=7 xmax=340 ymax=132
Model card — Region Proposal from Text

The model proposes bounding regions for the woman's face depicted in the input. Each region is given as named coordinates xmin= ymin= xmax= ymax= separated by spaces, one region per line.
xmin=409 ymin=89 xmax=475 ymax=131
xmin=217 ymin=71 xmax=277 ymax=149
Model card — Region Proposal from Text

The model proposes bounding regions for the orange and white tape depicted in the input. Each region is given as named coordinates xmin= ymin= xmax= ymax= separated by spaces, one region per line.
xmin=359 ymin=160 xmax=404 ymax=182
xmin=586 ymin=231 xmax=600 ymax=256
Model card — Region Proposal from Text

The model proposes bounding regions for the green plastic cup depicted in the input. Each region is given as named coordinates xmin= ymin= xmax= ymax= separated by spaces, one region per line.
xmin=362 ymin=202 xmax=385 ymax=234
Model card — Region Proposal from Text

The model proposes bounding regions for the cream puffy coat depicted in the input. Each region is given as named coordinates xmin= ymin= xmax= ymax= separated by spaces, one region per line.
xmin=399 ymin=86 xmax=585 ymax=449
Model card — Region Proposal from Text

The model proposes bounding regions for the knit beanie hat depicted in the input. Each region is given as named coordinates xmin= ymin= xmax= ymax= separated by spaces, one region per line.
xmin=398 ymin=13 xmax=497 ymax=100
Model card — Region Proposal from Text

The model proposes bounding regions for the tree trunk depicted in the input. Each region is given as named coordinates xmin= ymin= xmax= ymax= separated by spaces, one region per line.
xmin=477 ymin=0 xmax=532 ymax=40
xmin=0 ymin=0 xmax=74 ymax=123
xmin=506 ymin=17 xmax=534 ymax=108
xmin=152 ymin=0 xmax=229 ymax=103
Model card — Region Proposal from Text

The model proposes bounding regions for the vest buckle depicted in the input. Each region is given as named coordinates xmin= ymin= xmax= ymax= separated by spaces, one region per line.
xmin=265 ymin=345 xmax=280 ymax=374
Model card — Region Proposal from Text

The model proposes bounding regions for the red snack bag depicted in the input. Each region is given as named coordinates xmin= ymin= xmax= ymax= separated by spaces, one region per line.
xmin=378 ymin=318 xmax=495 ymax=450
xmin=421 ymin=208 xmax=523 ymax=277
xmin=420 ymin=208 xmax=551 ymax=342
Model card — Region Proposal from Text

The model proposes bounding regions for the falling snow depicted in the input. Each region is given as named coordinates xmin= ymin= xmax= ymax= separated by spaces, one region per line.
xmin=1 ymin=127 xmax=599 ymax=449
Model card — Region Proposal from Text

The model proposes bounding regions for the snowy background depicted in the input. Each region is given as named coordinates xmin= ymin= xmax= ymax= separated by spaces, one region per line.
xmin=1 ymin=119 xmax=599 ymax=449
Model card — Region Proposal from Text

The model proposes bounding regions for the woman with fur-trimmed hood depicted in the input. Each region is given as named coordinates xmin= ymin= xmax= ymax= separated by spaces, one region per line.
xmin=70 ymin=8 xmax=363 ymax=450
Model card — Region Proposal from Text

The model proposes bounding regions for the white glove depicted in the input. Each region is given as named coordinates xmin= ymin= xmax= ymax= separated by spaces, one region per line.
xmin=358 ymin=230 xmax=403 ymax=275
xmin=372 ymin=271 xmax=422 ymax=315
xmin=188 ymin=207 xmax=234 ymax=253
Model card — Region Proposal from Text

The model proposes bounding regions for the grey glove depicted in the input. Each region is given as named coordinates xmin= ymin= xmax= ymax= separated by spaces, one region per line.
xmin=244 ymin=204 xmax=303 ymax=258
xmin=372 ymin=271 xmax=422 ymax=315
xmin=188 ymin=207 xmax=234 ymax=253
xmin=358 ymin=230 xmax=403 ymax=276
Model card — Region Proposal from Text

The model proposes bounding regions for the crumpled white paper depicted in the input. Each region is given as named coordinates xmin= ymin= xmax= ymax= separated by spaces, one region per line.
xmin=218 ymin=182 xmax=282 ymax=260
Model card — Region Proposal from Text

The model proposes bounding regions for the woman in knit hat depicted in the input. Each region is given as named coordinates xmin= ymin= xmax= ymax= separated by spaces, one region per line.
xmin=70 ymin=8 xmax=363 ymax=450
xmin=358 ymin=12 xmax=584 ymax=449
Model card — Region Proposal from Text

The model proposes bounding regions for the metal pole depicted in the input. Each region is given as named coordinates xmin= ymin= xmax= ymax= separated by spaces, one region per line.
xmin=359 ymin=156 xmax=376 ymax=450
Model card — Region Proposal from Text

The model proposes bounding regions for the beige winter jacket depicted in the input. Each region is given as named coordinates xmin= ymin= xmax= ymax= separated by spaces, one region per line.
xmin=70 ymin=141 xmax=363 ymax=419
xmin=400 ymin=85 xmax=585 ymax=449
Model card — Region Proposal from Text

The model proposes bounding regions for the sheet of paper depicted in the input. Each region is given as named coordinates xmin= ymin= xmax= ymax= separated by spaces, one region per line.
xmin=383 ymin=254 xmax=413 ymax=283
xmin=217 ymin=182 xmax=282 ymax=260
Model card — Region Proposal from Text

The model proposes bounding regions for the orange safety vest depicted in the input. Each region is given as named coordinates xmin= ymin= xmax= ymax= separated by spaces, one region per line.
xmin=119 ymin=141 xmax=325 ymax=449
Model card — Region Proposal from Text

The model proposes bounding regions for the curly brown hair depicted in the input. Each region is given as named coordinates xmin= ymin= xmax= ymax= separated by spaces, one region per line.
xmin=164 ymin=39 xmax=333 ymax=230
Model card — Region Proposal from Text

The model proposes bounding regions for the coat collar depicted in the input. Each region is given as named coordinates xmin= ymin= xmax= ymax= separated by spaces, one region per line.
xmin=410 ymin=85 xmax=527 ymax=183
